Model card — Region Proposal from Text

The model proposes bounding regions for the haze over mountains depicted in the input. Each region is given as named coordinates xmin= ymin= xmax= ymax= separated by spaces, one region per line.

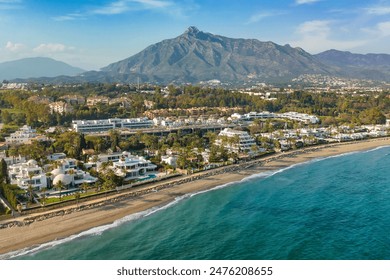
xmin=0 ymin=57 xmax=84 ymax=81
xmin=3 ymin=27 xmax=390 ymax=84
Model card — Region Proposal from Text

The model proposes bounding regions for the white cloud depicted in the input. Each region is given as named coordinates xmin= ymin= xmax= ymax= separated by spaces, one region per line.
xmin=377 ymin=21 xmax=390 ymax=36
xmin=52 ymin=13 xmax=85 ymax=22
xmin=0 ymin=0 xmax=22 ymax=10
xmin=247 ymin=11 xmax=286 ymax=24
xmin=291 ymin=20 xmax=367 ymax=53
xmin=365 ymin=6 xmax=390 ymax=15
xmin=5 ymin=41 xmax=25 ymax=52
xmin=33 ymin=43 xmax=75 ymax=53
xmin=297 ymin=20 xmax=331 ymax=34
xmin=295 ymin=0 xmax=320 ymax=5
xmin=92 ymin=0 xmax=172 ymax=15
xmin=54 ymin=0 xmax=178 ymax=21
xmin=363 ymin=21 xmax=390 ymax=37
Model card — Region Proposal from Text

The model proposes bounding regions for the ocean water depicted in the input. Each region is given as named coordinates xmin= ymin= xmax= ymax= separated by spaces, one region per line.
xmin=9 ymin=146 xmax=390 ymax=260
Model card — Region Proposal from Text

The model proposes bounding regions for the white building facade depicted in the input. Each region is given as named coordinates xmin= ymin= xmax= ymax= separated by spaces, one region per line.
xmin=72 ymin=118 xmax=153 ymax=133
xmin=8 ymin=160 xmax=48 ymax=191
xmin=216 ymin=128 xmax=258 ymax=153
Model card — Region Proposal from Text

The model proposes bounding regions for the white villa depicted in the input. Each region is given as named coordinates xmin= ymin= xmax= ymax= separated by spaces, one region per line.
xmin=8 ymin=159 xmax=48 ymax=191
xmin=5 ymin=125 xmax=48 ymax=145
xmin=50 ymin=158 xmax=97 ymax=188
xmin=0 ymin=152 xmax=26 ymax=166
xmin=84 ymin=151 xmax=157 ymax=182
xmin=110 ymin=155 xmax=157 ymax=182
xmin=216 ymin=128 xmax=259 ymax=153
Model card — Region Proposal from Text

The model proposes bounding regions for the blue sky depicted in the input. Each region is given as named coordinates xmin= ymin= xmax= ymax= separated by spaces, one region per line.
xmin=1 ymin=0 xmax=389 ymax=70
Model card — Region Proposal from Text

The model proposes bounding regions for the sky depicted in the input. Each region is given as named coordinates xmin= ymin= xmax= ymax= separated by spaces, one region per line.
xmin=0 ymin=0 xmax=389 ymax=70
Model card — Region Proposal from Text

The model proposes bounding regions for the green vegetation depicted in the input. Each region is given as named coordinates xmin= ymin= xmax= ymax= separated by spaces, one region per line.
xmin=0 ymin=183 xmax=19 ymax=209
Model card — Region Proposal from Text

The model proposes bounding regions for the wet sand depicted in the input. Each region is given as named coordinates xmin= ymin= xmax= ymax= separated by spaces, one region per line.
xmin=1 ymin=138 xmax=389 ymax=257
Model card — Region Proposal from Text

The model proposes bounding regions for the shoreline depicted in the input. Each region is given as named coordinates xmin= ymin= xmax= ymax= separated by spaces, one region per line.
xmin=1 ymin=138 xmax=390 ymax=258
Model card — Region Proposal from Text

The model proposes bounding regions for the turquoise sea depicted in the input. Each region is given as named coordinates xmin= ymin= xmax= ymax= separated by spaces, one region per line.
xmin=7 ymin=146 xmax=390 ymax=260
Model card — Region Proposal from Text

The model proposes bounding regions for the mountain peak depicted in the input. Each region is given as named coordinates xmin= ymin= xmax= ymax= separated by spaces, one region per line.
xmin=185 ymin=26 xmax=200 ymax=35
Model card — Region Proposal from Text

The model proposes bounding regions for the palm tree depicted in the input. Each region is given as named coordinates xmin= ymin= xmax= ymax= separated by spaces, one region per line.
xmin=102 ymin=180 xmax=115 ymax=201
xmin=74 ymin=191 xmax=81 ymax=208
xmin=40 ymin=187 xmax=47 ymax=207
xmin=81 ymin=182 xmax=89 ymax=195
xmin=27 ymin=185 xmax=34 ymax=204
xmin=55 ymin=180 xmax=64 ymax=201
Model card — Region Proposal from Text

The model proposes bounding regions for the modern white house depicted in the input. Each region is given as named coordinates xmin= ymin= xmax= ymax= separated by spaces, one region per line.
xmin=161 ymin=155 xmax=178 ymax=168
xmin=47 ymin=153 xmax=67 ymax=161
xmin=216 ymin=128 xmax=259 ymax=153
xmin=8 ymin=159 xmax=48 ymax=191
xmin=0 ymin=152 xmax=26 ymax=166
xmin=84 ymin=151 xmax=157 ymax=182
xmin=72 ymin=117 xmax=153 ymax=133
xmin=5 ymin=125 xmax=48 ymax=145
xmin=109 ymin=154 xmax=157 ymax=182
xmin=50 ymin=158 xmax=97 ymax=188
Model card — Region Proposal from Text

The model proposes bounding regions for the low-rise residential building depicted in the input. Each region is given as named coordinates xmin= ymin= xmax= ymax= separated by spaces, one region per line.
xmin=279 ymin=112 xmax=320 ymax=124
xmin=86 ymin=96 xmax=109 ymax=106
xmin=0 ymin=152 xmax=26 ymax=166
xmin=62 ymin=94 xmax=85 ymax=105
xmin=72 ymin=117 xmax=153 ymax=133
xmin=50 ymin=158 xmax=97 ymax=188
xmin=108 ymin=153 xmax=157 ymax=182
xmin=47 ymin=153 xmax=67 ymax=161
xmin=161 ymin=155 xmax=177 ymax=168
xmin=216 ymin=128 xmax=259 ymax=153
xmin=235 ymin=111 xmax=320 ymax=124
xmin=8 ymin=159 xmax=47 ymax=191
xmin=49 ymin=101 xmax=74 ymax=115
xmin=85 ymin=151 xmax=158 ymax=182
xmin=5 ymin=125 xmax=48 ymax=145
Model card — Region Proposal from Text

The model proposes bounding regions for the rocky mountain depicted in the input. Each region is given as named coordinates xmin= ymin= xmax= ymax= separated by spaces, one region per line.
xmin=102 ymin=26 xmax=334 ymax=83
xmin=0 ymin=57 xmax=84 ymax=81
xmin=314 ymin=50 xmax=390 ymax=81
xmin=7 ymin=28 xmax=390 ymax=85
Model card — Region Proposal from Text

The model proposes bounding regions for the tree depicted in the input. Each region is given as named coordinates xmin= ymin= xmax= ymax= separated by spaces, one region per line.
xmin=0 ymin=158 xmax=8 ymax=184
xmin=81 ymin=182 xmax=89 ymax=194
xmin=27 ymin=185 xmax=34 ymax=204
xmin=359 ymin=108 xmax=386 ymax=125
xmin=40 ymin=187 xmax=47 ymax=207
xmin=102 ymin=178 xmax=116 ymax=201
xmin=109 ymin=129 xmax=120 ymax=152
xmin=74 ymin=191 xmax=81 ymax=208
xmin=55 ymin=180 xmax=65 ymax=201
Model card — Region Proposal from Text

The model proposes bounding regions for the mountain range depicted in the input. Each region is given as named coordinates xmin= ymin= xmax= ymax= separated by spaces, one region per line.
xmin=0 ymin=57 xmax=84 ymax=81
xmin=3 ymin=27 xmax=390 ymax=84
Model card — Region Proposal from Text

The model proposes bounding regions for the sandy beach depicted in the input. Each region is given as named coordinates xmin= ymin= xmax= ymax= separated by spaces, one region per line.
xmin=1 ymin=138 xmax=390 ymax=258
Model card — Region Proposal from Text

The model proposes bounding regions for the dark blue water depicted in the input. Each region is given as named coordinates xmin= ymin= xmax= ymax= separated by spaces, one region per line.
xmin=10 ymin=146 xmax=390 ymax=259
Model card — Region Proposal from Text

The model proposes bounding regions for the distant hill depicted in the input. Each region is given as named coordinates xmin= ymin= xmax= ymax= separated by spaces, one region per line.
xmin=101 ymin=26 xmax=334 ymax=83
xmin=314 ymin=50 xmax=390 ymax=81
xmin=0 ymin=57 xmax=84 ymax=81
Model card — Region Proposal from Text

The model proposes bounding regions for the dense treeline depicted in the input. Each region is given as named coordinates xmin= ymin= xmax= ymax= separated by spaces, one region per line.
xmin=0 ymin=183 xmax=18 ymax=209
xmin=0 ymin=85 xmax=389 ymax=129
